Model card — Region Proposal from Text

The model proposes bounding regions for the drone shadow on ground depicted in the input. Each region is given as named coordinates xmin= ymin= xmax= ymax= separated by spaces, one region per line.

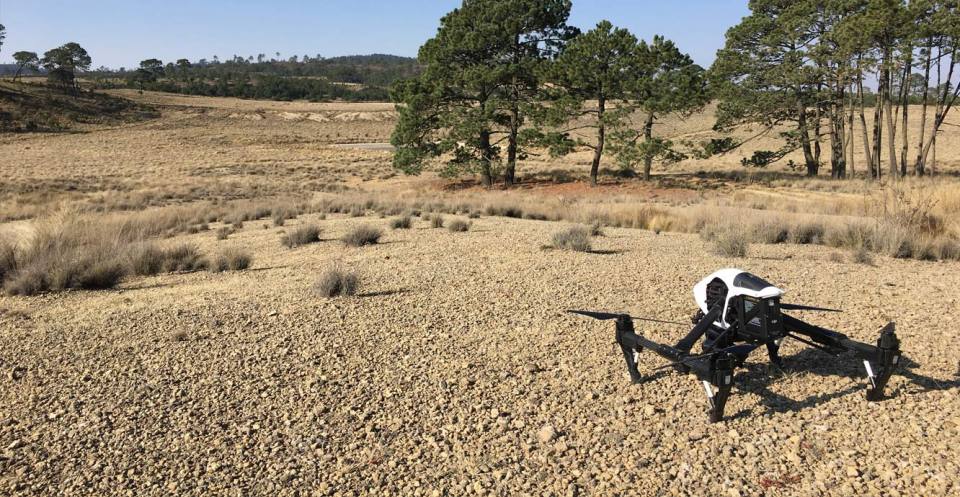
xmin=733 ymin=348 xmax=960 ymax=415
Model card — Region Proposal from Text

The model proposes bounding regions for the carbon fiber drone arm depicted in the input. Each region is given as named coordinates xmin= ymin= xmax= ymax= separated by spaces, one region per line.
xmin=783 ymin=315 xmax=901 ymax=400
xmin=613 ymin=314 xmax=743 ymax=423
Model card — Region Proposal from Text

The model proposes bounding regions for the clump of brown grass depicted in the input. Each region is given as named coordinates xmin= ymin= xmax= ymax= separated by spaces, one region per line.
xmin=281 ymin=224 xmax=322 ymax=248
xmin=852 ymin=246 xmax=874 ymax=265
xmin=314 ymin=265 xmax=359 ymax=297
xmin=551 ymin=226 xmax=592 ymax=252
xmin=706 ymin=222 xmax=750 ymax=258
xmin=210 ymin=247 xmax=253 ymax=272
xmin=2 ymin=215 xmax=131 ymax=295
xmin=447 ymin=219 xmax=471 ymax=233
xmin=431 ymin=215 xmax=445 ymax=229
xmin=216 ymin=226 xmax=233 ymax=240
xmin=343 ymin=225 xmax=383 ymax=246
xmin=390 ymin=216 xmax=412 ymax=230
xmin=161 ymin=244 xmax=208 ymax=272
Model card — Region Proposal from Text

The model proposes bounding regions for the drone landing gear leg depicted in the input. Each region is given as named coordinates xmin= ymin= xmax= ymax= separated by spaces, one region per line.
xmin=784 ymin=316 xmax=901 ymax=401
xmin=864 ymin=323 xmax=900 ymax=401
xmin=766 ymin=341 xmax=784 ymax=370
xmin=704 ymin=381 xmax=733 ymax=423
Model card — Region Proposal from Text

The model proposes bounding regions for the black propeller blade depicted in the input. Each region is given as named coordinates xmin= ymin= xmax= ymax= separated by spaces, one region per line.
xmin=567 ymin=310 xmax=688 ymax=326
xmin=781 ymin=303 xmax=843 ymax=313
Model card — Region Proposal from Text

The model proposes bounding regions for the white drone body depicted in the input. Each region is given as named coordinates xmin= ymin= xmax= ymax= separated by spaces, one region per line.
xmin=693 ymin=268 xmax=785 ymax=330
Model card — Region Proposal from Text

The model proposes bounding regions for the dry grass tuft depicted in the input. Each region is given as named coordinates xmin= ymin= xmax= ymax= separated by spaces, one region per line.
xmin=281 ymin=224 xmax=322 ymax=248
xmin=431 ymin=215 xmax=445 ymax=229
xmin=706 ymin=222 xmax=750 ymax=258
xmin=210 ymin=247 xmax=253 ymax=272
xmin=852 ymin=246 xmax=874 ymax=265
xmin=314 ymin=265 xmax=360 ymax=297
xmin=551 ymin=226 xmax=592 ymax=252
xmin=447 ymin=219 xmax=471 ymax=233
xmin=390 ymin=216 xmax=412 ymax=230
xmin=343 ymin=225 xmax=383 ymax=247
xmin=162 ymin=244 xmax=208 ymax=272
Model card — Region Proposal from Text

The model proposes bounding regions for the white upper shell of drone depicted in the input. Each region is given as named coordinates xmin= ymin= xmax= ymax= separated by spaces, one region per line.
xmin=693 ymin=268 xmax=784 ymax=327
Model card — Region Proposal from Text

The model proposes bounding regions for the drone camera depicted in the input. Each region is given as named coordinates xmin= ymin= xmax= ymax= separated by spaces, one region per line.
xmin=737 ymin=296 xmax=785 ymax=343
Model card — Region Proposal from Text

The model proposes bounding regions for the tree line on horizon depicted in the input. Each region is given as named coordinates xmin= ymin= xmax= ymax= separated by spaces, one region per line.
xmin=101 ymin=54 xmax=419 ymax=102
xmin=391 ymin=0 xmax=960 ymax=185
xmin=0 ymin=22 xmax=419 ymax=102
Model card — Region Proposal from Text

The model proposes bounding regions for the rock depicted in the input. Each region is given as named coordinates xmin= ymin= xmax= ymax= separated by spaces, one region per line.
xmin=538 ymin=424 xmax=558 ymax=444
xmin=688 ymin=431 xmax=706 ymax=442
xmin=846 ymin=466 xmax=860 ymax=478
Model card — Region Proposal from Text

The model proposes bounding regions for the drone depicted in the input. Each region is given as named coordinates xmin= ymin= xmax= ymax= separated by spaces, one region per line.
xmin=570 ymin=268 xmax=901 ymax=423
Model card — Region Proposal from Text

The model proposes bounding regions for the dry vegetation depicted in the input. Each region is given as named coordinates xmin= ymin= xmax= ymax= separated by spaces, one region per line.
xmin=1 ymin=90 xmax=959 ymax=496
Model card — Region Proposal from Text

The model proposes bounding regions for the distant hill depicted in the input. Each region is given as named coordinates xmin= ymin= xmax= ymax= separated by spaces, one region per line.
xmin=84 ymin=53 xmax=422 ymax=103
xmin=0 ymin=82 xmax=158 ymax=132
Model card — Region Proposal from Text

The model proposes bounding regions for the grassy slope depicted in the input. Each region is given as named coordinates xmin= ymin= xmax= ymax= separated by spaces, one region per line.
xmin=0 ymin=81 xmax=158 ymax=132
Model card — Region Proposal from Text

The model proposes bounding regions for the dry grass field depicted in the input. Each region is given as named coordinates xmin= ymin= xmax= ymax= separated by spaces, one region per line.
xmin=1 ymin=89 xmax=959 ymax=496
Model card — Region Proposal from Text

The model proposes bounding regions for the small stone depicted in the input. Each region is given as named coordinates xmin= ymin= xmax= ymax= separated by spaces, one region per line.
xmin=538 ymin=424 xmax=558 ymax=443
xmin=846 ymin=466 xmax=860 ymax=478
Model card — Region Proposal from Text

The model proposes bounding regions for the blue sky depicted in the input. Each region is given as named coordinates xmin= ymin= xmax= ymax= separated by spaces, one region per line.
xmin=1 ymin=1 xmax=750 ymax=69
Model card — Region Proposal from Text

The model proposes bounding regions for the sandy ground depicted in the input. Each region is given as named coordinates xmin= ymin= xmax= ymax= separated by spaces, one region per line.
xmin=1 ymin=213 xmax=959 ymax=496
xmin=1 ymin=92 xmax=959 ymax=496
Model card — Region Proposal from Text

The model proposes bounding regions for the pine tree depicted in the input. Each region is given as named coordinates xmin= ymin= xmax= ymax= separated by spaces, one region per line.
xmin=536 ymin=21 xmax=641 ymax=185
xmin=390 ymin=0 xmax=574 ymax=187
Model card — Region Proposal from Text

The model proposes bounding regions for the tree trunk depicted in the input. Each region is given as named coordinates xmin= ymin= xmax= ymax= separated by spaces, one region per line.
xmin=642 ymin=112 xmax=655 ymax=181
xmin=798 ymin=103 xmax=818 ymax=176
xmin=857 ymin=59 xmax=873 ymax=179
xmin=899 ymin=49 xmax=912 ymax=177
xmin=830 ymin=82 xmax=846 ymax=179
xmin=505 ymin=102 xmax=518 ymax=186
xmin=871 ymin=67 xmax=884 ymax=181
xmin=479 ymin=130 xmax=493 ymax=187
xmin=590 ymin=96 xmax=606 ymax=186
xmin=918 ymin=46 xmax=958 ymax=171
xmin=814 ymin=84 xmax=822 ymax=165
xmin=847 ymin=82 xmax=856 ymax=178
xmin=915 ymin=40 xmax=932 ymax=176
xmin=883 ymin=49 xmax=898 ymax=179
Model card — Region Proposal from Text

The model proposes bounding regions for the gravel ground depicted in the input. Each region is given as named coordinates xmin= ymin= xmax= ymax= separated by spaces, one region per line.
xmin=1 ymin=214 xmax=958 ymax=496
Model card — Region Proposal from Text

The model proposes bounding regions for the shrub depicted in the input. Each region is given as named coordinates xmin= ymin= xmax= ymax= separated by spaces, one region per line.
xmin=390 ymin=216 xmax=412 ymax=230
xmin=216 ymin=226 xmax=233 ymax=240
xmin=126 ymin=243 xmax=167 ymax=276
xmin=468 ymin=211 xmax=481 ymax=219
xmin=76 ymin=261 xmax=126 ymax=290
xmin=162 ymin=244 xmax=208 ymax=272
xmin=431 ymin=215 xmax=445 ymax=229
xmin=343 ymin=225 xmax=383 ymax=246
xmin=712 ymin=228 xmax=749 ymax=258
xmin=281 ymin=224 xmax=322 ymax=248
xmin=552 ymin=226 xmax=592 ymax=252
xmin=314 ymin=266 xmax=360 ymax=297
xmin=210 ymin=248 xmax=253 ymax=272
xmin=0 ymin=240 xmax=17 ymax=285
xmin=589 ymin=222 xmax=604 ymax=237
xmin=447 ymin=219 xmax=471 ymax=233
xmin=852 ymin=246 xmax=874 ymax=265
xmin=349 ymin=206 xmax=366 ymax=218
